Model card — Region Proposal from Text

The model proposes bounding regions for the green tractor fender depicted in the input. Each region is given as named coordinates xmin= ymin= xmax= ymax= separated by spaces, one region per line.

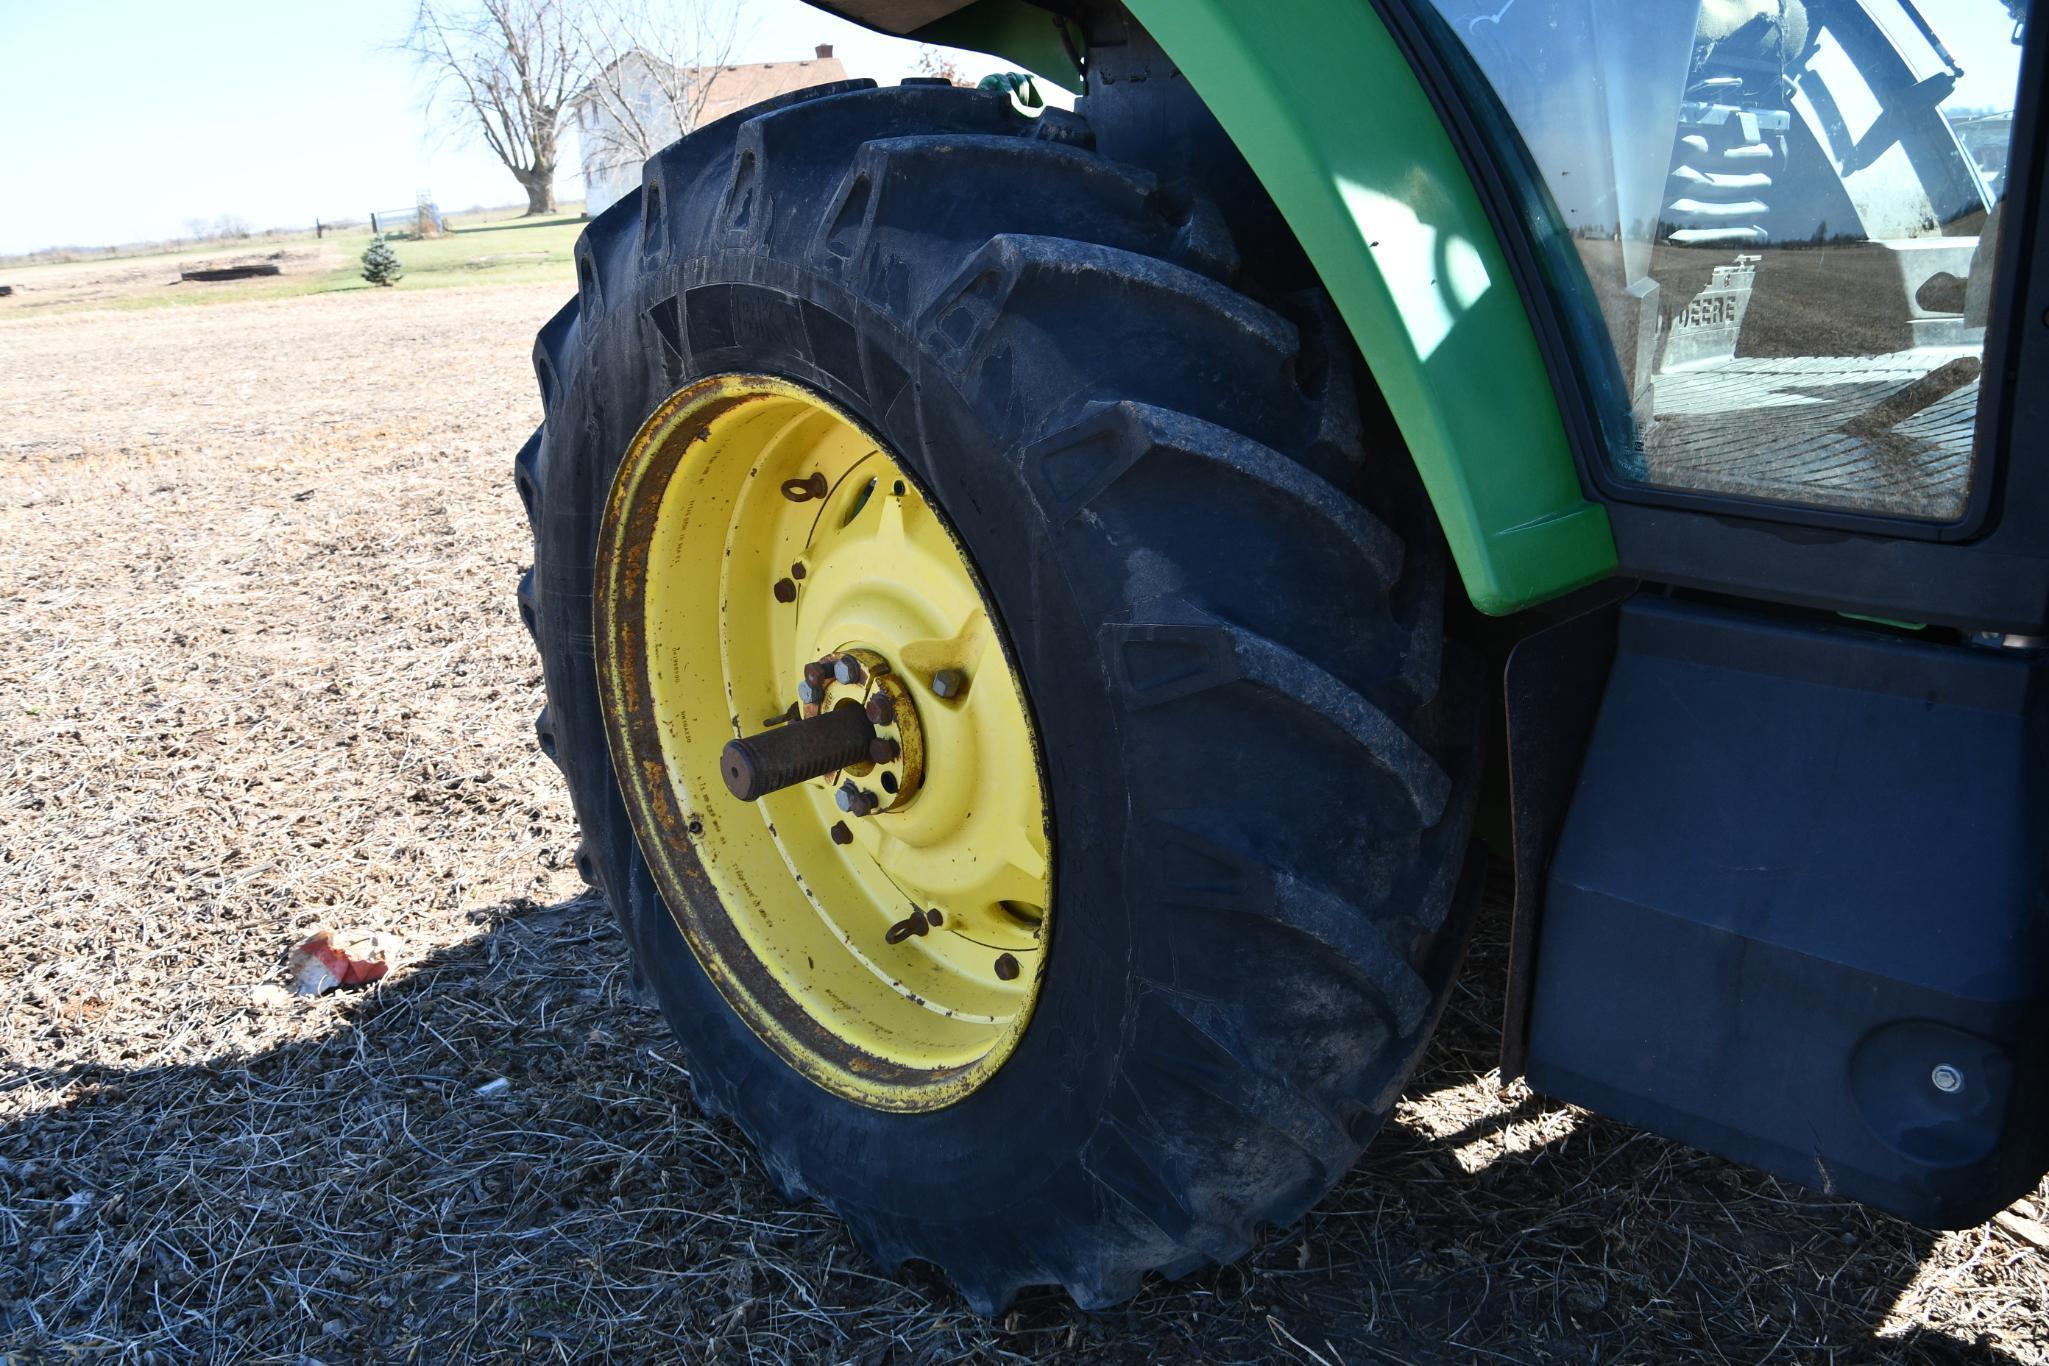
xmin=867 ymin=0 xmax=1619 ymax=614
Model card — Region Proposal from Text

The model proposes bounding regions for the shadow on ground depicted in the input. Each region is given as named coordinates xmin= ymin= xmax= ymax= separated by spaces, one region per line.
xmin=1 ymin=881 xmax=2026 ymax=1362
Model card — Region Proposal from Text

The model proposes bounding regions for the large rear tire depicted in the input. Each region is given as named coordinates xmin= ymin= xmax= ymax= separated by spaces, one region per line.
xmin=516 ymin=79 xmax=1482 ymax=1311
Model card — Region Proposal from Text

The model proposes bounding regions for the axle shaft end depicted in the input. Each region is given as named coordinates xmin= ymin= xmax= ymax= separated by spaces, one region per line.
xmin=721 ymin=701 xmax=875 ymax=801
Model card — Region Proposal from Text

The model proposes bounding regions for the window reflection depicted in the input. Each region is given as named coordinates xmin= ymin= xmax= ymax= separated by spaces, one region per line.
xmin=1425 ymin=0 xmax=2027 ymax=520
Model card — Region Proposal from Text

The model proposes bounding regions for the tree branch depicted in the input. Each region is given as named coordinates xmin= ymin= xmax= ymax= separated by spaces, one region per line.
xmin=404 ymin=0 xmax=588 ymax=211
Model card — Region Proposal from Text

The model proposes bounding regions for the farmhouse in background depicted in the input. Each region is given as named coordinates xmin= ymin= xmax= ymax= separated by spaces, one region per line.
xmin=572 ymin=45 xmax=851 ymax=217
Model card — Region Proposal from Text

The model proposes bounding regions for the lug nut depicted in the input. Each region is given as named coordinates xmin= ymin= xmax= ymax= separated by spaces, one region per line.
xmin=926 ymin=908 xmax=944 ymax=927
xmin=994 ymin=953 xmax=1020 ymax=981
xmin=797 ymin=679 xmax=824 ymax=705
xmin=854 ymin=789 xmax=880 ymax=817
xmin=865 ymin=694 xmax=895 ymax=726
xmin=835 ymin=781 xmax=859 ymax=812
xmin=931 ymin=668 xmax=967 ymax=699
xmin=773 ymin=577 xmax=797 ymax=603
xmin=790 ymin=561 xmax=806 ymax=580
xmin=868 ymin=738 xmax=899 ymax=764
xmin=830 ymin=821 xmax=853 ymax=846
xmin=834 ymin=657 xmax=866 ymax=685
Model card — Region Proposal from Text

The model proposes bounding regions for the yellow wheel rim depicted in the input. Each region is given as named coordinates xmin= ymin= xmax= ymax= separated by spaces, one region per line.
xmin=595 ymin=374 xmax=1052 ymax=1112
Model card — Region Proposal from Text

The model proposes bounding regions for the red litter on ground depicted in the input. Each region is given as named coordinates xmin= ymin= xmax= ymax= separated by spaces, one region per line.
xmin=287 ymin=929 xmax=399 ymax=995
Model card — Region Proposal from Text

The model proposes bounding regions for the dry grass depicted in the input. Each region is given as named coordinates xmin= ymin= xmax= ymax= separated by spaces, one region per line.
xmin=1 ymin=285 xmax=2043 ymax=1362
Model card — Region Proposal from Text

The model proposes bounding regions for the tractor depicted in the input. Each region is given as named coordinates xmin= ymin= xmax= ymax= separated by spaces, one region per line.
xmin=513 ymin=0 xmax=2047 ymax=1311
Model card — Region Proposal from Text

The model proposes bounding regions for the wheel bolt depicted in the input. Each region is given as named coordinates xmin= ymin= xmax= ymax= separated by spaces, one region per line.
xmin=834 ymin=657 xmax=866 ymax=685
xmin=835 ymin=781 xmax=859 ymax=812
xmin=868 ymin=738 xmax=899 ymax=764
xmin=797 ymin=679 xmax=824 ymax=705
xmin=926 ymin=908 xmax=943 ymax=927
xmin=790 ymin=561 xmax=806 ymax=580
xmin=994 ymin=953 xmax=1020 ymax=981
xmin=931 ymin=668 xmax=967 ymax=699
xmin=854 ymin=789 xmax=880 ymax=817
xmin=773 ymin=577 xmax=797 ymax=603
xmin=830 ymin=821 xmax=853 ymax=846
xmin=865 ymin=694 xmax=895 ymax=725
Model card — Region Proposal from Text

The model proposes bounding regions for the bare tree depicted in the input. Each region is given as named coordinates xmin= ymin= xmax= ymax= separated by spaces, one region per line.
xmin=912 ymin=44 xmax=965 ymax=86
xmin=406 ymin=0 xmax=588 ymax=216
xmin=568 ymin=0 xmax=748 ymax=175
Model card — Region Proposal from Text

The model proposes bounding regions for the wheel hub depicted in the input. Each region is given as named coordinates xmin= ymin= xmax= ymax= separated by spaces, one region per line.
xmin=715 ymin=648 xmax=924 ymax=813
xmin=593 ymin=373 xmax=1052 ymax=1112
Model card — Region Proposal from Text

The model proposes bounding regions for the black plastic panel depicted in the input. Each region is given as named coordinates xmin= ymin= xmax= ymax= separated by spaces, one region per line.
xmin=1607 ymin=509 xmax=2049 ymax=633
xmin=1526 ymin=597 xmax=2047 ymax=1226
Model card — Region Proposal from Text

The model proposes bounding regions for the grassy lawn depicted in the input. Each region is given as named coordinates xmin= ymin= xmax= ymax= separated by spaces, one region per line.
xmin=328 ymin=206 xmax=586 ymax=295
xmin=0 ymin=205 xmax=584 ymax=314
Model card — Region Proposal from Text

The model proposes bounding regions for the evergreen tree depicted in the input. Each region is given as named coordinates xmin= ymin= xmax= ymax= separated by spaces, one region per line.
xmin=361 ymin=235 xmax=403 ymax=287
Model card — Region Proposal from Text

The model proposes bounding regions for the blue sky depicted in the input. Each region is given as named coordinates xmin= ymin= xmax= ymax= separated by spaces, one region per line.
xmin=0 ymin=1 xmax=1027 ymax=253
xmin=0 ymin=2 xmax=2025 ymax=255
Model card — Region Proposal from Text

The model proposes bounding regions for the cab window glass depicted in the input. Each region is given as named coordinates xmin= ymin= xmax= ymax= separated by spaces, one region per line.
xmin=1422 ymin=0 xmax=2028 ymax=520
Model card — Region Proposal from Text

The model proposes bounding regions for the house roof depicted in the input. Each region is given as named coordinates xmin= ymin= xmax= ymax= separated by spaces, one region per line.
xmin=569 ymin=48 xmax=851 ymax=125
xmin=695 ymin=55 xmax=852 ymax=124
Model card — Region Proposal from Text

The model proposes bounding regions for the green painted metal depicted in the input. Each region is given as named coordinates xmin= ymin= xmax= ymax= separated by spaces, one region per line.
xmin=912 ymin=0 xmax=1617 ymax=613
xmin=917 ymin=2 xmax=1083 ymax=95
xmin=976 ymin=70 xmax=1048 ymax=107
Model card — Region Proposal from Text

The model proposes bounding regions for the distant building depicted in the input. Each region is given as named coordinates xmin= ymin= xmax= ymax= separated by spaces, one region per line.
xmin=572 ymin=45 xmax=850 ymax=217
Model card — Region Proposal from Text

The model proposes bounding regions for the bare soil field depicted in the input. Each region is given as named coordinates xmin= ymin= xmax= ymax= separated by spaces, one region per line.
xmin=2 ymin=285 xmax=2044 ymax=1362
xmin=0 ymin=241 xmax=355 ymax=313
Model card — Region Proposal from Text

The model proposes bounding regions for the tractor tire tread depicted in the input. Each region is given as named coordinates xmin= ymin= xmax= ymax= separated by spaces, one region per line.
xmin=514 ymin=81 xmax=1482 ymax=1313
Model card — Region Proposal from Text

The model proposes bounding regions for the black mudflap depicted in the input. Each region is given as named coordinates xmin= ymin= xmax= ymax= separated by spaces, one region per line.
xmin=1525 ymin=597 xmax=2047 ymax=1226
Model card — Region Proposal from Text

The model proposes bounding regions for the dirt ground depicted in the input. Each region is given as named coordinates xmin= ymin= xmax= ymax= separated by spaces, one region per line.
xmin=2 ymin=284 xmax=2044 ymax=1362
